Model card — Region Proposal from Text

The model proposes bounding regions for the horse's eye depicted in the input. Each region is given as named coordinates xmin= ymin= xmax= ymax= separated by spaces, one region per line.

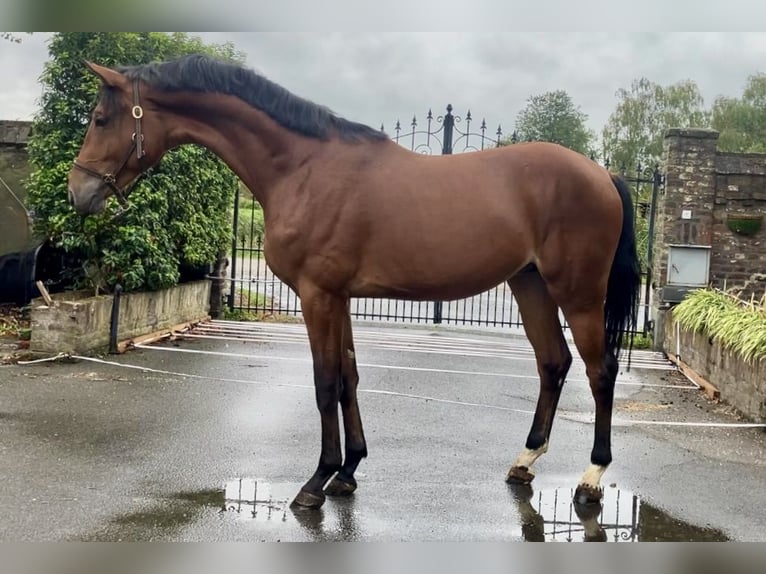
xmin=94 ymin=116 xmax=108 ymax=127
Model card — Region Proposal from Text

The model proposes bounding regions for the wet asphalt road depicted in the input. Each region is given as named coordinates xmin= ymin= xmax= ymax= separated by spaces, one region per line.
xmin=1 ymin=320 xmax=765 ymax=542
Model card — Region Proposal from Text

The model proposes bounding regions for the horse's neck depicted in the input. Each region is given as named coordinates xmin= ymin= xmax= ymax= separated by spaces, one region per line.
xmin=163 ymin=92 xmax=314 ymax=209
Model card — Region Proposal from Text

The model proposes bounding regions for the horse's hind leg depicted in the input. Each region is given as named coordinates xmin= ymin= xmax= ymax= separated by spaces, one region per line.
xmin=325 ymin=308 xmax=368 ymax=497
xmin=559 ymin=304 xmax=618 ymax=505
xmin=506 ymin=269 xmax=572 ymax=484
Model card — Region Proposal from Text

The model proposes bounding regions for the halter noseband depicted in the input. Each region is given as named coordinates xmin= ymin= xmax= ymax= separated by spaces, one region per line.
xmin=73 ymin=79 xmax=146 ymax=208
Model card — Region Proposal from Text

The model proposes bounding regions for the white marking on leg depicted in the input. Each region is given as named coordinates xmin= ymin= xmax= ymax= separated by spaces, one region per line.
xmin=513 ymin=442 xmax=549 ymax=469
xmin=579 ymin=463 xmax=607 ymax=489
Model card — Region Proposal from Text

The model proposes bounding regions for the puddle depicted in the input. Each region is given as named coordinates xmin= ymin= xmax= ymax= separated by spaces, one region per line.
xmin=78 ymin=489 xmax=227 ymax=541
xmin=508 ymin=484 xmax=729 ymax=542
xmin=79 ymin=479 xmax=730 ymax=541
xmin=222 ymin=478 xmax=290 ymax=522
xmin=221 ymin=478 xmax=362 ymax=540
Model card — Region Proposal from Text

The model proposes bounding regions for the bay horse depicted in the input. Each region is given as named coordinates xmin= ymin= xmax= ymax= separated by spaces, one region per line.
xmin=67 ymin=55 xmax=639 ymax=509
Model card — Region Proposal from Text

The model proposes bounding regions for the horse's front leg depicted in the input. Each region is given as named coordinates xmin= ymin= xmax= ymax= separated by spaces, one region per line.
xmin=291 ymin=288 xmax=346 ymax=509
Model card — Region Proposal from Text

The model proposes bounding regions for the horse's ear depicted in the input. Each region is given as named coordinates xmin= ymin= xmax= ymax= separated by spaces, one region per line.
xmin=84 ymin=61 xmax=127 ymax=88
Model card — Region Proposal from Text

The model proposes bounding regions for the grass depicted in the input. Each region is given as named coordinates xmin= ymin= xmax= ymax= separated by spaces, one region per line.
xmin=222 ymin=287 xmax=302 ymax=323
xmin=673 ymin=288 xmax=766 ymax=363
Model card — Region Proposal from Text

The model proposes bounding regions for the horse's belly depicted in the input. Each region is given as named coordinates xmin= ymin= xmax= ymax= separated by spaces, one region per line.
xmin=349 ymin=254 xmax=527 ymax=301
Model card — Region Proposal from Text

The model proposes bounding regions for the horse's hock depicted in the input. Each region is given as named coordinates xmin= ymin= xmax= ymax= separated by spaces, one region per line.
xmin=29 ymin=280 xmax=211 ymax=355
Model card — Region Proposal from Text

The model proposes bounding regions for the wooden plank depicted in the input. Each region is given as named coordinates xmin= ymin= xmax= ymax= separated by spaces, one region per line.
xmin=116 ymin=316 xmax=210 ymax=354
xmin=667 ymin=354 xmax=721 ymax=400
xmin=35 ymin=281 xmax=53 ymax=306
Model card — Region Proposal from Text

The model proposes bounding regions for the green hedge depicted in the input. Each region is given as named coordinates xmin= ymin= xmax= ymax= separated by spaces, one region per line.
xmin=26 ymin=33 xmax=243 ymax=293
xmin=673 ymin=289 xmax=766 ymax=363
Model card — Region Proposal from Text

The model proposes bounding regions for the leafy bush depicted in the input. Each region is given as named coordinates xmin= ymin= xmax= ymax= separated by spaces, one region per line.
xmin=673 ymin=289 xmax=766 ymax=363
xmin=26 ymin=33 xmax=243 ymax=293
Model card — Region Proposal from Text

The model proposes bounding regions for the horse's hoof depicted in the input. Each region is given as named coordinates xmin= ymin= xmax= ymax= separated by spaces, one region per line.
xmin=290 ymin=489 xmax=326 ymax=509
xmin=573 ymin=500 xmax=603 ymax=522
xmin=574 ymin=483 xmax=603 ymax=505
xmin=506 ymin=465 xmax=535 ymax=484
xmin=324 ymin=476 xmax=357 ymax=497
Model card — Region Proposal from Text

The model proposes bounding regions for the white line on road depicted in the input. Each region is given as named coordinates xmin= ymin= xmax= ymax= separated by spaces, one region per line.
xmin=24 ymin=353 xmax=764 ymax=430
xmin=133 ymin=344 xmax=695 ymax=389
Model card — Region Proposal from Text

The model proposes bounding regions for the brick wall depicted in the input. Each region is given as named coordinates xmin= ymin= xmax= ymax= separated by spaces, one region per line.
xmin=713 ymin=153 xmax=766 ymax=297
xmin=655 ymin=129 xmax=766 ymax=300
xmin=653 ymin=129 xmax=766 ymax=419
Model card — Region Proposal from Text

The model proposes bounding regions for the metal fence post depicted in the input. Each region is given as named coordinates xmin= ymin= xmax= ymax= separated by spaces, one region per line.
xmin=228 ymin=186 xmax=241 ymax=311
xmin=108 ymin=283 xmax=123 ymax=354
xmin=433 ymin=105 xmax=455 ymax=324
xmin=441 ymin=104 xmax=454 ymax=155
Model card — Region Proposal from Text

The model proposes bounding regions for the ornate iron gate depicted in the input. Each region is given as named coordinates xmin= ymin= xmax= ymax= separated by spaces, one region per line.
xmin=226 ymin=105 xmax=659 ymax=336
xmin=616 ymin=162 xmax=663 ymax=336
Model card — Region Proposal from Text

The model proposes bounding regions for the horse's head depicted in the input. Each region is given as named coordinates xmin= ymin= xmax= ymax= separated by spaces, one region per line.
xmin=68 ymin=62 xmax=164 ymax=215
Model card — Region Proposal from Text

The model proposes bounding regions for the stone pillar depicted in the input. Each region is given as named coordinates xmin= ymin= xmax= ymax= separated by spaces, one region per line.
xmin=652 ymin=128 xmax=719 ymax=349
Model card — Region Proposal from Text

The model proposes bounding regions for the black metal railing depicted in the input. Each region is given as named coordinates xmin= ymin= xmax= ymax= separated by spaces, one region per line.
xmin=227 ymin=105 xmax=658 ymax=336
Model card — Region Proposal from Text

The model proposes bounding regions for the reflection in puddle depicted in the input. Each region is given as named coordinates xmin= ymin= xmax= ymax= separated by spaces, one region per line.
xmin=508 ymin=484 xmax=729 ymax=542
xmin=222 ymin=478 xmax=362 ymax=541
xmin=83 ymin=479 xmax=730 ymax=541
xmin=222 ymin=478 xmax=289 ymax=522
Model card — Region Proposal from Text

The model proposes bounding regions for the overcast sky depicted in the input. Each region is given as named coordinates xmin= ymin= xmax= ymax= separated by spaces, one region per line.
xmin=2 ymin=32 xmax=766 ymax=146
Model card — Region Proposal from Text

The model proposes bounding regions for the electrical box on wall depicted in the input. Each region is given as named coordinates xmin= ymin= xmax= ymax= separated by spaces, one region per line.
xmin=661 ymin=245 xmax=711 ymax=303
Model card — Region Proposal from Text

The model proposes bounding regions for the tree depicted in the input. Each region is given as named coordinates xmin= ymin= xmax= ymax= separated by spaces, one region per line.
xmin=601 ymin=78 xmax=709 ymax=173
xmin=26 ymin=33 xmax=244 ymax=293
xmin=711 ymin=74 xmax=766 ymax=153
xmin=508 ymin=90 xmax=594 ymax=155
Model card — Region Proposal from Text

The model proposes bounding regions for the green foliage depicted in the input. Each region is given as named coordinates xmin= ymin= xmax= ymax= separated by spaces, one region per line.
xmin=26 ymin=33 xmax=243 ymax=293
xmin=235 ymin=186 xmax=265 ymax=249
xmin=711 ymin=74 xmax=766 ymax=153
xmin=506 ymin=90 xmax=594 ymax=155
xmin=631 ymin=332 xmax=653 ymax=350
xmin=602 ymin=78 xmax=709 ymax=172
xmin=222 ymin=288 xmax=302 ymax=323
xmin=673 ymin=289 xmax=766 ymax=363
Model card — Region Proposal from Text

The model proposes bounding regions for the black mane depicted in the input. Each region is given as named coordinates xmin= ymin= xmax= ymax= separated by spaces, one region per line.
xmin=118 ymin=54 xmax=387 ymax=143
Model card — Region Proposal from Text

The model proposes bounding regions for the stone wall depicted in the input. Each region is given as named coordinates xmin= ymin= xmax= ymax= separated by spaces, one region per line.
xmin=713 ymin=153 xmax=766 ymax=297
xmin=655 ymin=129 xmax=766 ymax=300
xmin=664 ymin=316 xmax=766 ymax=422
xmin=653 ymin=128 xmax=766 ymax=419
xmin=29 ymin=280 xmax=211 ymax=355
xmin=0 ymin=120 xmax=33 ymax=253
xmin=0 ymin=120 xmax=32 ymax=201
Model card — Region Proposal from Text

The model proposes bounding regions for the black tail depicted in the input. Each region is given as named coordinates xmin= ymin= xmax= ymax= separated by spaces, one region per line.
xmin=605 ymin=175 xmax=641 ymax=358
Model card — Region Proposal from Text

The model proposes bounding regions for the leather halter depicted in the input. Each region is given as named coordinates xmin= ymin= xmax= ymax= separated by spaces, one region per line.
xmin=73 ymin=79 xmax=146 ymax=208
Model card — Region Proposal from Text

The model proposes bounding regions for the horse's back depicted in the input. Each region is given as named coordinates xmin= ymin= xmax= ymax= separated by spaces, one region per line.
xmin=332 ymin=141 xmax=621 ymax=299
